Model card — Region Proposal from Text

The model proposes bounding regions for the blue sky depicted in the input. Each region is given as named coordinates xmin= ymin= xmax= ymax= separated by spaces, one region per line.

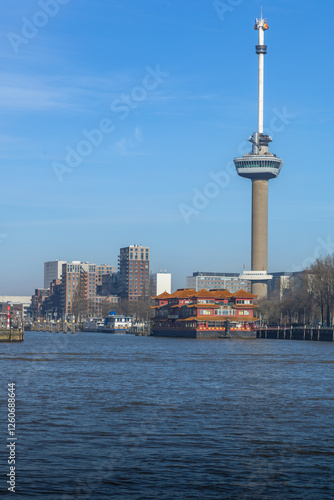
xmin=0 ymin=0 xmax=333 ymax=295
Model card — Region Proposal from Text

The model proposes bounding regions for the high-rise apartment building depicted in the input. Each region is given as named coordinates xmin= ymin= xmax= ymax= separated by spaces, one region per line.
xmin=60 ymin=261 xmax=115 ymax=316
xmin=44 ymin=260 xmax=66 ymax=289
xmin=118 ymin=245 xmax=150 ymax=300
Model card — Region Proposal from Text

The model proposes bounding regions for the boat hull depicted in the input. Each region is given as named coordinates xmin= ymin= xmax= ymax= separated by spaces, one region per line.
xmin=151 ymin=328 xmax=256 ymax=339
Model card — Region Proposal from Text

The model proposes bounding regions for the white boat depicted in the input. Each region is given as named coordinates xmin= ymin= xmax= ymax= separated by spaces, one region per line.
xmin=102 ymin=314 xmax=134 ymax=333
xmin=82 ymin=318 xmax=105 ymax=332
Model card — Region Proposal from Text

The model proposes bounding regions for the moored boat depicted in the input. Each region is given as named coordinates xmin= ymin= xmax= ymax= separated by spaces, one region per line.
xmin=82 ymin=318 xmax=105 ymax=332
xmin=151 ymin=288 xmax=259 ymax=339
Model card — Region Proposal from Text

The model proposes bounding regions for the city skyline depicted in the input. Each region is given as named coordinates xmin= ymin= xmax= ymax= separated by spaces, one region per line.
xmin=1 ymin=0 xmax=334 ymax=295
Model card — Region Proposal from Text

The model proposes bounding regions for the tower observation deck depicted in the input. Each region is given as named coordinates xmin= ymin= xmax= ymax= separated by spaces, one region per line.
xmin=234 ymin=13 xmax=283 ymax=298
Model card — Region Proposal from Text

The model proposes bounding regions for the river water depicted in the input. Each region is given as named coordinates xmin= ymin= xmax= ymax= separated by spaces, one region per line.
xmin=1 ymin=332 xmax=333 ymax=499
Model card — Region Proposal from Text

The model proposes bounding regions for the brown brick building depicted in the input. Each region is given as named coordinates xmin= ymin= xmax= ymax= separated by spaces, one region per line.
xmin=118 ymin=245 xmax=150 ymax=301
xmin=60 ymin=261 xmax=116 ymax=317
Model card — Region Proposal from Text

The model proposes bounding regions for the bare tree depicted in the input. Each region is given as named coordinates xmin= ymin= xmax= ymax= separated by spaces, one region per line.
xmin=308 ymin=254 xmax=334 ymax=326
xmin=71 ymin=278 xmax=88 ymax=322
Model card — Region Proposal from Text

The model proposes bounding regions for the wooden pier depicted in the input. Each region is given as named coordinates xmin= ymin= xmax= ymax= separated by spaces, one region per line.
xmin=256 ymin=326 xmax=334 ymax=342
xmin=26 ymin=321 xmax=79 ymax=334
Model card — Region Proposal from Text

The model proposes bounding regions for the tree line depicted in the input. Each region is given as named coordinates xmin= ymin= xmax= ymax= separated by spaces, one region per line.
xmin=257 ymin=253 xmax=334 ymax=327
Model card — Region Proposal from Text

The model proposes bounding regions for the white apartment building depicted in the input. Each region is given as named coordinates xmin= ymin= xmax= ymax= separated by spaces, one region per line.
xmin=151 ymin=272 xmax=172 ymax=296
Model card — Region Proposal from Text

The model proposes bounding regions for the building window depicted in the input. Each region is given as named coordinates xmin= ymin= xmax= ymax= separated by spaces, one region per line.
xmin=215 ymin=309 xmax=234 ymax=316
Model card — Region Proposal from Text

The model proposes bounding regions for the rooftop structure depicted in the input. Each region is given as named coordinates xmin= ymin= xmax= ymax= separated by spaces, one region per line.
xmin=234 ymin=12 xmax=283 ymax=298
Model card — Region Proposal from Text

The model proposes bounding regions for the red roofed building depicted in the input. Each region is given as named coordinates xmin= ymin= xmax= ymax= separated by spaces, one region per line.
xmin=151 ymin=288 xmax=259 ymax=339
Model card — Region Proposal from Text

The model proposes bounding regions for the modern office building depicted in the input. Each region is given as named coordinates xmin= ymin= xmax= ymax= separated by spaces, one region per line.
xmin=151 ymin=272 xmax=172 ymax=296
xmin=186 ymin=272 xmax=251 ymax=293
xmin=234 ymin=13 xmax=283 ymax=298
xmin=118 ymin=245 xmax=150 ymax=301
xmin=44 ymin=260 xmax=66 ymax=289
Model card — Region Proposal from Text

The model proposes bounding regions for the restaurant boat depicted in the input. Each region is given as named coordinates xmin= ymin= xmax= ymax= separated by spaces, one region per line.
xmin=151 ymin=288 xmax=259 ymax=339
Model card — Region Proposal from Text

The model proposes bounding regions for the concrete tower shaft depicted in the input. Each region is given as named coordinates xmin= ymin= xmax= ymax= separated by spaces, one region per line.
xmin=251 ymin=179 xmax=268 ymax=297
xmin=252 ymin=179 xmax=268 ymax=271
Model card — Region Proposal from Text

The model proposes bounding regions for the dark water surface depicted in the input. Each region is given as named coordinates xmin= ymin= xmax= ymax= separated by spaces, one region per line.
xmin=1 ymin=332 xmax=334 ymax=499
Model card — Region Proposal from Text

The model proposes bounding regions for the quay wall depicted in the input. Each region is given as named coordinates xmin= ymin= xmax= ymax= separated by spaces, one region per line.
xmin=26 ymin=322 xmax=79 ymax=333
xmin=0 ymin=329 xmax=24 ymax=342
